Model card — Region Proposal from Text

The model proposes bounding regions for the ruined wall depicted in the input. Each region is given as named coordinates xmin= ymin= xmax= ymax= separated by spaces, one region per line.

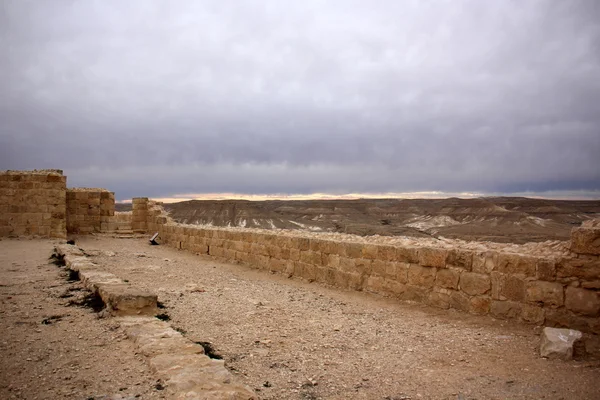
xmin=0 ymin=170 xmax=67 ymax=238
xmin=133 ymin=199 xmax=600 ymax=334
xmin=66 ymin=188 xmax=115 ymax=234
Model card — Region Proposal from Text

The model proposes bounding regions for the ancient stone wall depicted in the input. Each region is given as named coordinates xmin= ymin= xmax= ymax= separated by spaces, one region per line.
xmin=66 ymin=188 xmax=115 ymax=234
xmin=0 ymin=170 xmax=67 ymax=238
xmin=131 ymin=197 xmax=148 ymax=233
xmin=137 ymin=199 xmax=600 ymax=334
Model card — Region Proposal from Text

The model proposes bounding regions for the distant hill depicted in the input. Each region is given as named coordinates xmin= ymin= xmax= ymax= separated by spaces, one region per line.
xmin=148 ymin=197 xmax=600 ymax=244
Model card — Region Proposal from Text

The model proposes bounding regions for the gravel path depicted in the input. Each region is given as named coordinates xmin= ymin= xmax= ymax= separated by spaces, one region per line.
xmin=78 ymin=236 xmax=599 ymax=400
xmin=0 ymin=238 xmax=166 ymax=400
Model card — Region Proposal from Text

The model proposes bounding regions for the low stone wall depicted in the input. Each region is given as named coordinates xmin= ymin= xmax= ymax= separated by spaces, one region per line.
xmin=0 ymin=169 xmax=67 ymax=238
xmin=133 ymin=199 xmax=600 ymax=334
xmin=66 ymin=188 xmax=115 ymax=234
xmin=102 ymin=211 xmax=133 ymax=233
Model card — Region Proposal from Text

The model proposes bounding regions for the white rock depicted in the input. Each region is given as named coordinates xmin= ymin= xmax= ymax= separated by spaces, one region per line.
xmin=540 ymin=327 xmax=582 ymax=360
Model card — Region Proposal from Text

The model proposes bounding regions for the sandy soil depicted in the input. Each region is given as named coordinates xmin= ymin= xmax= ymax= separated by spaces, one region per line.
xmin=0 ymin=238 xmax=167 ymax=400
xmin=68 ymin=235 xmax=600 ymax=400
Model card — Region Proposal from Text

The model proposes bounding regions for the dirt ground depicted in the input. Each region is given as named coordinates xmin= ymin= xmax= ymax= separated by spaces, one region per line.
xmin=1 ymin=236 xmax=600 ymax=400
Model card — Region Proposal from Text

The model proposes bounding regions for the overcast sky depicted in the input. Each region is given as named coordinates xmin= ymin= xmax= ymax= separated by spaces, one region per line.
xmin=1 ymin=0 xmax=599 ymax=200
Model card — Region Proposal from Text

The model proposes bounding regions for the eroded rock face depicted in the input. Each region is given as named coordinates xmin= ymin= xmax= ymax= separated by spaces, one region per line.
xmin=540 ymin=327 xmax=582 ymax=360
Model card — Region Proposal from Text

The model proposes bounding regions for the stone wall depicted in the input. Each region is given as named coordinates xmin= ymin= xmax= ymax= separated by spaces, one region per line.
xmin=131 ymin=197 xmax=148 ymax=233
xmin=66 ymin=188 xmax=115 ymax=234
xmin=0 ymin=170 xmax=67 ymax=238
xmin=132 ymin=199 xmax=600 ymax=334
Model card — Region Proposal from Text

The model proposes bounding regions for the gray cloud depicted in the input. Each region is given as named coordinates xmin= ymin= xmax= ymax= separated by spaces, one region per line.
xmin=1 ymin=0 xmax=600 ymax=200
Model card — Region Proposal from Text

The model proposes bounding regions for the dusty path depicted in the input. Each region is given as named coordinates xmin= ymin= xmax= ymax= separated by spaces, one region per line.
xmin=0 ymin=238 xmax=166 ymax=400
xmin=74 ymin=236 xmax=599 ymax=400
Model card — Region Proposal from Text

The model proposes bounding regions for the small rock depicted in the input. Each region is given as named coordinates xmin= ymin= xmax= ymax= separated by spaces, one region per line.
xmin=540 ymin=327 xmax=583 ymax=360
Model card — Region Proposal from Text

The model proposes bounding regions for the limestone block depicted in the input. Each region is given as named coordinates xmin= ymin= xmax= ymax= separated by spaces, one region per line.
xmin=97 ymin=284 xmax=158 ymax=316
xmin=345 ymin=242 xmax=363 ymax=258
xmin=459 ymin=272 xmax=491 ymax=296
xmin=396 ymin=246 xmax=419 ymax=264
xmin=570 ymin=226 xmax=600 ymax=255
xmin=378 ymin=245 xmax=397 ymax=262
xmin=401 ymin=285 xmax=427 ymax=303
xmin=447 ymin=249 xmax=473 ymax=271
xmin=490 ymin=300 xmax=522 ymax=319
xmin=472 ymin=251 xmax=497 ymax=274
xmin=469 ymin=296 xmax=491 ymax=315
xmin=396 ymin=262 xmax=409 ymax=284
xmin=418 ymin=247 xmax=448 ymax=268
xmin=521 ymin=304 xmax=545 ymax=324
xmin=361 ymin=244 xmax=379 ymax=260
xmin=557 ymin=258 xmax=600 ymax=282
xmin=408 ymin=265 xmax=436 ymax=288
xmin=540 ymin=327 xmax=583 ymax=360
xmin=324 ymin=254 xmax=340 ymax=269
xmin=536 ymin=258 xmax=557 ymax=281
xmin=435 ymin=268 xmax=460 ymax=289
xmin=565 ymin=287 xmax=600 ymax=316
xmin=354 ymin=258 xmax=373 ymax=275
xmin=427 ymin=291 xmax=451 ymax=309
xmin=545 ymin=308 xmax=600 ymax=335
xmin=526 ymin=281 xmax=564 ymax=307
xmin=449 ymin=290 xmax=470 ymax=312
xmin=493 ymin=274 xmax=526 ymax=302
xmin=497 ymin=253 xmax=536 ymax=277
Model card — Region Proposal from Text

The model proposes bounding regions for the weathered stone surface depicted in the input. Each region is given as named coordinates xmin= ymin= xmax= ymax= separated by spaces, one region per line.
xmin=490 ymin=300 xmax=522 ymax=319
xmin=459 ymin=272 xmax=491 ymax=296
xmin=401 ymin=285 xmax=427 ymax=303
xmin=570 ymin=226 xmax=600 ymax=255
xmin=472 ymin=251 xmax=496 ymax=274
xmin=469 ymin=296 xmax=491 ymax=315
xmin=427 ymin=291 xmax=451 ymax=309
xmin=418 ymin=247 xmax=448 ymax=268
xmin=499 ymin=275 xmax=526 ymax=302
xmin=540 ymin=327 xmax=583 ymax=360
xmin=449 ymin=290 xmax=470 ymax=312
xmin=526 ymin=281 xmax=564 ymax=307
xmin=565 ymin=287 xmax=600 ymax=317
xmin=536 ymin=258 xmax=557 ymax=281
xmin=118 ymin=316 xmax=256 ymax=399
xmin=435 ymin=268 xmax=460 ymax=289
xmin=408 ymin=265 xmax=436 ymax=288
xmin=447 ymin=249 xmax=473 ymax=271
xmin=521 ymin=304 xmax=545 ymax=324
xmin=497 ymin=254 xmax=536 ymax=277
xmin=557 ymin=257 xmax=600 ymax=281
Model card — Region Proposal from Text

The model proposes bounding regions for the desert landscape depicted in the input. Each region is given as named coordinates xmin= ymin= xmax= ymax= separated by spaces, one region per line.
xmin=117 ymin=197 xmax=600 ymax=244
xmin=2 ymin=171 xmax=600 ymax=399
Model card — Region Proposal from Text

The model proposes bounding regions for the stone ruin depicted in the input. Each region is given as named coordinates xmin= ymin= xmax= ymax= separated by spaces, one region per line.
xmin=1 ymin=169 xmax=599 ymax=339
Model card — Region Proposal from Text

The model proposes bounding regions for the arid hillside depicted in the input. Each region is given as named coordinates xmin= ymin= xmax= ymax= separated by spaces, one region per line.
xmin=117 ymin=197 xmax=600 ymax=244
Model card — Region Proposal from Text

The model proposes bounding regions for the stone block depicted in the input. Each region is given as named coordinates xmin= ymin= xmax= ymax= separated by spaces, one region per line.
xmin=401 ymin=285 xmax=427 ymax=303
xmin=472 ymin=251 xmax=497 ymax=274
xmin=396 ymin=246 xmax=419 ymax=264
xmin=378 ymin=245 xmax=397 ymax=262
xmin=470 ymin=296 xmax=491 ymax=315
xmin=435 ymin=268 xmax=460 ymax=289
xmin=499 ymin=275 xmax=526 ymax=302
xmin=565 ymin=287 xmax=600 ymax=317
xmin=557 ymin=258 xmax=600 ymax=281
xmin=427 ymin=291 xmax=451 ymax=309
xmin=354 ymin=258 xmax=373 ymax=275
xmin=408 ymin=265 xmax=436 ymax=288
xmin=536 ymin=258 xmax=557 ymax=281
xmin=396 ymin=262 xmax=409 ymax=284
xmin=345 ymin=242 xmax=363 ymax=258
xmin=459 ymin=272 xmax=491 ymax=296
xmin=497 ymin=253 xmax=537 ymax=277
xmin=570 ymin=226 xmax=600 ymax=255
xmin=490 ymin=300 xmax=522 ymax=320
xmin=449 ymin=290 xmax=470 ymax=312
xmin=96 ymin=284 xmax=158 ymax=316
xmin=540 ymin=327 xmax=583 ymax=360
xmin=447 ymin=249 xmax=473 ymax=270
xmin=361 ymin=244 xmax=379 ymax=259
xmin=418 ymin=247 xmax=448 ymax=268
xmin=526 ymin=281 xmax=564 ymax=307
xmin=521 ymin=304 xmax=545 ymax=324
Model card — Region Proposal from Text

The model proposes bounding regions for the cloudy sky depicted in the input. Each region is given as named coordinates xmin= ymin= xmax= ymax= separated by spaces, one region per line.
xmin=1 ymin=0 xmax=599 ymax=201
